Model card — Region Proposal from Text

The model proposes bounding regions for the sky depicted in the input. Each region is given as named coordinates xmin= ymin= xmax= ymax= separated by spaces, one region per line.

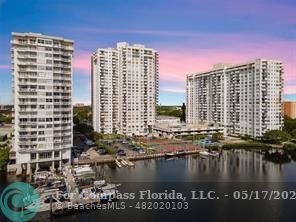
xmin=0 ymin=0 xmax=295 ymax=105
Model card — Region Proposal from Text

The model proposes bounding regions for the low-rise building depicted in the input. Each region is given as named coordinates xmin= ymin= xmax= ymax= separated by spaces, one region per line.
xmin=0 ymin=105 xmax=13 ymax=114
xmin=284 ymin=102 xmax=296 ymax=119
xmin=153 ymin=124 xmax=224 ymax=137
xmin=156 ymin=116 xmax=180 ymax=127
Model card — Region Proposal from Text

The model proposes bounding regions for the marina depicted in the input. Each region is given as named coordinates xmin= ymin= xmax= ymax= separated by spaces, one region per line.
xmin=0 ymin=1 xmax=294 ymax=222
xmin=2 ymin=150 xmax=296 ymax=222
xmin=74 ymin=149 xmax=202 ymax=166
xmin=27 ymin=165 xmax=120 ymax=219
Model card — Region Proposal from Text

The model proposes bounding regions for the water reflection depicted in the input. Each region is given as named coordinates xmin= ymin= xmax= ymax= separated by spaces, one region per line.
xmin=1 ymin=150 xmax=296 ymax=222
xmin=185 ymin=150 xmax=286 ymax=182
xmin=96 ymin=150 xmax=293 ymax=183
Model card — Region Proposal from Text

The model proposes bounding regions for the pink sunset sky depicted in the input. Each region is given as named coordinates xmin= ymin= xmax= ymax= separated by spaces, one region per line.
xmin=0 ymin=0 xmax=295 ymax=104
xmin=73 ymin=32 xmax=296 ymax=95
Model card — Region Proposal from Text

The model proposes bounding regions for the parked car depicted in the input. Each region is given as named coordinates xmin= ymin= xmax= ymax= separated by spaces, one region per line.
xmin=84 ymin=139 xmax=95 ymax=146
xmin=97 ymin=149 xmax=107 ymax=155
xmin=117 ymin=149 xmax=126 ymax=156
xmin=81 ymin=152 xmax=90 ymax=157
xmin=138 ymin=149 xmax=145 ymax=154
xmin=132 ymin=147 xmax=139 ymax=151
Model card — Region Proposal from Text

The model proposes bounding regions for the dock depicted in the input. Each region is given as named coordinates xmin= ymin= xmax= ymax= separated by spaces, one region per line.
xmin=73 ymin=149 xmax=201 ymax=166
xmin=41 ymin=165 xmax=118 ymax=216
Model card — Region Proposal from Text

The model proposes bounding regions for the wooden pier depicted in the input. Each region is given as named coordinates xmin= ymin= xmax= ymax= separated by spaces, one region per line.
xmin=73 ymin=149 xmax=201 ymax=166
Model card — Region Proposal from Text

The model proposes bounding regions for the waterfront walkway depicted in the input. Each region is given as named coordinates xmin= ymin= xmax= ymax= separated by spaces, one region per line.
xmin=73 ymin=149 xmax=201 ymax=165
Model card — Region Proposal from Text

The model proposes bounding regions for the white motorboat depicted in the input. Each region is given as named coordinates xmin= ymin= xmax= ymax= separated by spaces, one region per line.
xmin=165 ymin=152 xmax=176 ymax=157
xmin=199 ymin=151 xmax=210 ymax=156
xmin=208 ymin=151 xmax=219 ymax=157
xmin=94 ymin=180 xmax=106 ymax=186
xmin=26 ymin=194 xmax=66 ymax=213
xmin=73 ymin=165 xmax=95 ymax=177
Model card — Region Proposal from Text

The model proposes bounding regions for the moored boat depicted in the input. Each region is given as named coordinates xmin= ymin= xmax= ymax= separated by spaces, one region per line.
xmin=176 ymin=150 xmax=186 ymax=156
xmin=165 ymin=152 xmax=176 ymax=157
xmin=199 ymin=151 xmax=210 ymax=156
xmin=208 ymin=151 xmax=219 ymax=157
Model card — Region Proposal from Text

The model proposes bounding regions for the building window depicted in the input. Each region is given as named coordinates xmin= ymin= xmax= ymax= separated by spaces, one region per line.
xmin=31 ymin=153 xmax=36 ymax=160
xmin=39 ymin=152 xmax=52 ymax=159
xmin=54 ymin=151 xmax=60 ymax=158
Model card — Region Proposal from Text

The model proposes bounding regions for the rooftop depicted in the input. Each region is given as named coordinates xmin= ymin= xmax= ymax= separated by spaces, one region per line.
xmin=187 ymin=58 xmax=282 ymax=78
xmin=12 ymin=32 xmax=74 ymax=43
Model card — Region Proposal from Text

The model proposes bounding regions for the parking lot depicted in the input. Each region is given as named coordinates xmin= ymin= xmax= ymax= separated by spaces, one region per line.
xmin=72 ymin=135 xmax=201 ymax=164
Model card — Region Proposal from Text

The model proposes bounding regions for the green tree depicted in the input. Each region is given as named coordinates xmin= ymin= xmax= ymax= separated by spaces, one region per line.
xmin=0 ymin=135 xmax=7 ymax=142
xmin=0 ymin=148 xmax=9 ymax=171
xmin=74 ymin=123 xmax=93 ymax=135
xmin=157 ymin=106 xmax=182 ymax=117
xmin=95 ymin=142 xmax=116 ymax=154
xmin=90 ymin=131 xmax=104 ymax=140
xmin=284 ymin=116 xmax=296 ymax=133
xmin=73 ymin=106 xmax=91 ymax=123
xmin=212 ymin=133 xmax=223 ymax=142
xmin=240 ymin=134 xmax=252 ymax=140
xmin=181 ymin=103 xmax=186 ymax=122
xmin=263 ymin=130 xmax=292 ymax=144
xmin=291 ymin=129 xmax=296 ymax=139
xmin=73 ymin=115 xmax=81 ymax=125
xmin=0 ymin=114 xmax=13 ymax=124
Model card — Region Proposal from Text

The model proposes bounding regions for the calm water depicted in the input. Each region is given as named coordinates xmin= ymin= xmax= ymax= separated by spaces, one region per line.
xmin=1 ymin=150 xmax=296 ymax=222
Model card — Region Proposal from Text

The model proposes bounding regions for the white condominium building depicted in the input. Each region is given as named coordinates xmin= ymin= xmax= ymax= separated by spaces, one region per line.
xmin=187 ymin=59 xmax=283 ymax=138
xmin=11 ymin=32 xmax=73 ymax=172
xmin=92 ymin=42 xmax=158 ymax=135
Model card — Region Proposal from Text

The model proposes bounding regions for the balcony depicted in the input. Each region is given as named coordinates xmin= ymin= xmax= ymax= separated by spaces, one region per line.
xmin=17 ymin=112 xmax=38 ymax=117
xmin=18 ymin=108 xmax=38 ymax=112
xmin=18 ymin=101 xmax=37 ymax=105
xmin=19 ymin=121 xmax=38 ymax=126
xmin=19 ymin=134 xmax=38 ymax=139
xmin=18 ymin=141 xmax=37 ymax=146
xmin=17 ymin=54 xmax=37 ymax=59
xmin=53 ymin=126 xmax=72 ymax=131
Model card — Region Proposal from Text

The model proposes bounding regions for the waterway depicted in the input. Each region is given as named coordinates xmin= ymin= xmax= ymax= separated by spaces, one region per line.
xmin=1 ymin=150 xmax=296 ymax=222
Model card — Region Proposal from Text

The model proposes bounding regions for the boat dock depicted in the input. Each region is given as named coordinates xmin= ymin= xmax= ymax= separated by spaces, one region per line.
xmin=29 ymin=165 xmax=119 ymax=219
xmin=73 ymin=149 xmax=201 ymax=166
xmin=47 ymin=167 xmax=99 ymax=215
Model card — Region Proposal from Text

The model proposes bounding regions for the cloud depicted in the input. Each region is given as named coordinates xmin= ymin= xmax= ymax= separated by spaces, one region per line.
xmin=160 ymin=88 xmax=186 ymax=93
xmin=73 ymin=99 xmax=91 ymax=105
xmin=75 ymin=27 xmax=208 ymax=38
xmin=70 ymin=27 xmax=271 ymax=42
xmin=73 ymin=51 xmax=91 ymax=74
xmin=0 ymin=65 xmax=10 ymax=70
xmin=284 ymin=85 xmax=296 ymax=95
xmin=158 ymin=38 xmax=296 ymax=86
xmin=71 ymin=33 xmax=296 ymax=97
